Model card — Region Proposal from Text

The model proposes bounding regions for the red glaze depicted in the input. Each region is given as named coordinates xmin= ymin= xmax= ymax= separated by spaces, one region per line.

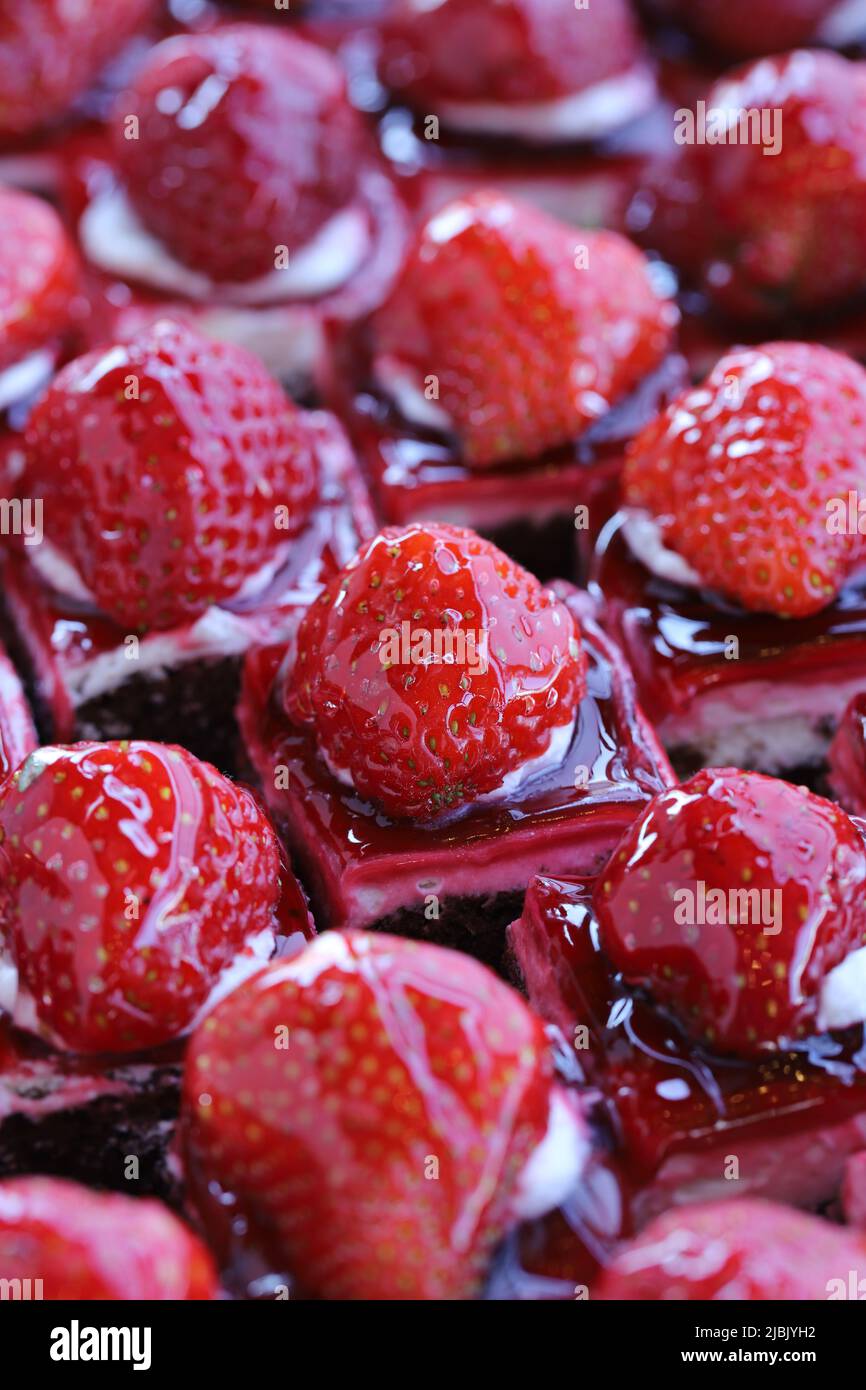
xmin=22 ymin=318 xmax=318 ymax=631
xmin=510 ymin=874 xmax=866 ymax=1225
xmin=842 ymin=1151 xmax=866 ymax=1230
xmin=594 ymin=769 xmax=866 ymax=1056
xmin=0 ymin=741 xmax=282 ymax=1054
xmin=0 ymin=0 xmax=154 ymax=140
xmin=653 ymin=0 xmax=838 ymax=60
xmin=591 ymin=508 xmax=866 ymax=746
xmin=239 ymin=591 xmax=676 ymax=934
xmin=828 ymin=693 xmax=866 ymax=816
xmin=378 ymin=0 xmax=645 ymax=107
xmin=0 ymin=187 xmax=79 ymax=374
xmin=595 ymin=1199 xmax=866 ymax=1300
xmin=182 ymin=929 xmax=567 ymax=1300
xmin=0 ymin=1176 xmax=218 ymax=1299
xmin=641 ymin=51 xmax=866 ymax=321
xmin=372 ymin=190 xmax=676 ymax=468
xmin=114 ymin=25 xmax=368 ymax=284
xmin=624 ymin=342 xmax=866 ymax=618
xmin=287 ymin=524 xmax=586 ymax=820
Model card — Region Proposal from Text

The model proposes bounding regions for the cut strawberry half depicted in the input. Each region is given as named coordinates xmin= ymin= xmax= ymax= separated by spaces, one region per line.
xmin=595 ymin=1199 xmax=866 ymax=1300
xmin=114 ymin=24 xmax=368 ymax=285
xmin=0 ymin=186 xmax=79 ymax=374
xmin=623 ymin=341 xmax=866 ymax=617
xmin=378 ymin=0 xmax=645 ymax=106
xmin=285 ymin=522 xmax=586 ymax=821
xmin=372 ymin=190 xmax=676 ymax=468
xmin=21 ymin=318 xmax=318 ymax=631
xmin=593 ymin=767 xmax=866 ymax=1057
xmin=0 ymin=741 xmax=283 ymax=1054
xmin=0 ymin=1176 xmax=218 ymax=1299
xmin=0 ymin=0 xmax=154 ymax=140
xmin=182 ymin=929 xmax=587 ymax=1300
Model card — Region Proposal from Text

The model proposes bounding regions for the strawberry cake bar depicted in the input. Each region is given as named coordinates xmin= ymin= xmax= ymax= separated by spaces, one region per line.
xmin=592 ymin=340 xmax=866 ymax=776
xmin=239 ymin=522 xmax=674 ymax=964
xmin=331 ymin=188 xmax=683 ymax=580
xmin=510 ymin=770 xmax=866 ymax=1246
xmin=72 ymin=23 xmax=410 ymax=394
xmin=0 ymin=738 xmax=314 ymax=1200
xmin=0 ymin=317 xmax=374 ymax=770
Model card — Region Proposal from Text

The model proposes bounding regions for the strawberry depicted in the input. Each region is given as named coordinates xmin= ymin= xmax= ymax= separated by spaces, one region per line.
xmin=182 ymin=929 xmax=585 ymax=1300
xmin=0 ymin=186 xmax=79 ymax=374
xmin=828 ymin=693 xmax=866 ymax=817
xmin=113 ymin=24 xmax=367 ymax=285
xmin=0 ymin=0 xmax=154 ymax=140
xmin=0 ymin=1176 xmax=218 ymax=1299
xmin=642 ymin=51 xmax=866 ymax=320
xmin=0 ymin=741 xmax=282 ymax=1054
xmin=593 ymin=768 xmax=866 ymax=1057
xmin=623 ymin=342 xmax=866 ymax=617
xmin=285 ymin=523 xmax=586 ymax=821
xmin=379 ymin=0 xmax=644 ymax=106
xmin=654 ymin=0 xmax=836 ymax=58
xmin=595 ymin=1199 xmax=866 ymax=1300
xmin=21 ymin=318 xmax=318 ymax=631
xmin=372 ymin=190 xmax=676 ymax=468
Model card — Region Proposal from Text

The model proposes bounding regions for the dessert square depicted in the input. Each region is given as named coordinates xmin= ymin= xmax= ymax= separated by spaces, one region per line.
xmin=239 ymin=589 xmax=675 ymax=966
xmin=509 ymin=874 xmax=866 ymax=1235
xmin=1 ymin=410 xmax=375 ymax=773
xmin=592 ymin=510 xmax=866 ymax=778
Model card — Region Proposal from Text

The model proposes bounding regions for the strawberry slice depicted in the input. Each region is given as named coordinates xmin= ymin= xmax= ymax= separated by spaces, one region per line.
xmin=22 ymin=318 xmax=318 ymax=631
xmin=182 ymin=929 xmax=587 ymax=1300
xmin=0 ymin=186 xmax=79 ymax=374
xmin=379 ymin=0 xmax=644 ymax=106
xmin=285 ymin=522 xmax=586 ymax=821
xmin=114 ymin=24 xmax=367 ymax=285
xmin=373 ymin=190 xmax=676 ymax=468
xmin=595 ymin=1199 xmax=866 ymax=1300
xmin=593 ymin=767 xmax=866 ymax=1057
xmin=0 ymin=1176 xmax=218 ymax=1299
xmin=0 ymin=741 xmax=283 ymax=1054
xmin=0 ymin=0 xmax=154 ymax=139
xmin=623 ymin=341 xmax=866 ymax=617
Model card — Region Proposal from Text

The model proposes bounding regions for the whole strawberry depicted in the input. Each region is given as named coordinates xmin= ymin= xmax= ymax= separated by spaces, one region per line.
xmin=594 ymin=768 xmax=866 ymax=1056
xmin=182 ymin=930 xmax=587 ymax=1300
xmin=114 ymin=25 xmax=366 ymax=284
xmin=0 ymin=741 xmax=282 ymax=1053
xmin=595 ymin=1200 xmax=866 ymax=1300
xmin=22 ymin=318 xmax=318 ymax=631
xmin=0 ymin=0 xmax=154 ymax=139
xmin=285 ymin=523 xmax=586 ymax=820
xmin=379 ymin=0 xmax=644 ymax=107
xmin=0 ymin=186 xmax=79 ymax=373
xmin=0 ymin=1177 xmax=218 ymax=1299
xmin=642 ymin=51 xmax=866 ymax=320
xmin=623 ymin=342 xmax=866 ymax=617
xmin=373 ymin=190 xmax=676 ymax=468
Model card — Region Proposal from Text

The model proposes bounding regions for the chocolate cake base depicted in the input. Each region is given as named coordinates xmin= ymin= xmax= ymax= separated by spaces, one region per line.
xmin=74 ymin=656 xmax=243 ymax=776
xmin=355 ymin=889 xmax=525 ymax=973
